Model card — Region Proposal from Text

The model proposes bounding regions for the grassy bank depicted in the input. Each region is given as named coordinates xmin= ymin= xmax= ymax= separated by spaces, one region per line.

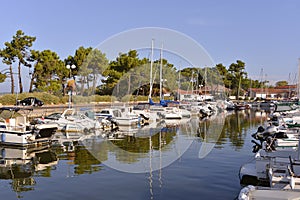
xmin=0 ymin=93 xmax=170 ymax=106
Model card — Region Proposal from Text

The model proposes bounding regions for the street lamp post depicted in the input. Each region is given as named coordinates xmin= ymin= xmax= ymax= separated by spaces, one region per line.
xmin=66 ymin=64 xmax=76 ymax=79
xmin=66 ymin=64 xmax=76 ymax=108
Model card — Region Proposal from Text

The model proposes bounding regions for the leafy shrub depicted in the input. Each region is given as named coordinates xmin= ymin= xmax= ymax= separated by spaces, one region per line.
xmin=0 ymin=93 xmax=146 ymax=105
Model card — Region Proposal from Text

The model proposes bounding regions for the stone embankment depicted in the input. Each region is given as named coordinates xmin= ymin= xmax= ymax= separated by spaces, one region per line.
xmin=12 ymin=102 xmax=121 ymax=118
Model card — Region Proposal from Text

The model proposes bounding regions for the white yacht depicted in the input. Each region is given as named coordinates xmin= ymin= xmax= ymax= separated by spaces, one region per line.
xmin=96 ymin=107 xmax=140 ymax=126
xmin=42 ymin=108 xmax=101 ymax=133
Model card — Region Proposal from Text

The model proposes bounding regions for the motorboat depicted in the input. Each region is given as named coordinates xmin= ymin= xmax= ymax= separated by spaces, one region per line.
xmin=251 ymin=122 xmax=299 ymax=152
xmin=42 ymin=108 xmax=101 ymax=133
xmin=238 ymin=185 xmax=300 ymax=200
xmin=239 ymin=153 xmax=300 ymax=199
xmin=239 ymin=148 xmax=300 ymax=186
xmin=0 ymin=107 xmax=57 ymax=147
xmin=160 ymin=107 xmax=182 ymax=120
xmin=96 ymin=107 xmax=141 ymax=126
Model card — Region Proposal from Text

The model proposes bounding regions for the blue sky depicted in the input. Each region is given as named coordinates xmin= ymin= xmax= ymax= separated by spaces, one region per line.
xmin=1 ymin=0 xmax=300 ymax=89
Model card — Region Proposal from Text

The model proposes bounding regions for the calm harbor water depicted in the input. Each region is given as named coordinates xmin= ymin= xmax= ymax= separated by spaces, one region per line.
xmin=0 ymin=110 xmax=269 ymax=200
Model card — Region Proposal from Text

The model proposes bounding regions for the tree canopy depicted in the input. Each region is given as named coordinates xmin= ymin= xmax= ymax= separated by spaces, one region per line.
xmin=275 ymin=80 xmax=288 ymax=87
xmin=0 ymin=29 xmax=270 ymax=99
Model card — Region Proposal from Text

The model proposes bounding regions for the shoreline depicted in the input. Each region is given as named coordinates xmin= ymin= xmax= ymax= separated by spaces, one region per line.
xmin=5 ymin=102 xmax=144 ymax=118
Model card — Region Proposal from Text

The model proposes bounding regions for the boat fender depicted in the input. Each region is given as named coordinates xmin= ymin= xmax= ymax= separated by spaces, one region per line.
xmin=290 ymin=176 xmax=295 ymax=189
xmin=268 ymin=167 xmax=273 ymax=186
xmin=238 ymin=185 xmax=255 ymax=200
xmin=1 ymin=133 xmax=5 ymax=142
xmin=1 ymin=148 xmax=5 ymax=158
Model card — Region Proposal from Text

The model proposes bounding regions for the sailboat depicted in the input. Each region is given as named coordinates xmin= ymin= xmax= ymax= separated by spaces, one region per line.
xmin=147 ymin=41 xmax=182 ymax=120
xmin=148 ymin=41 xmax=179 ymax=108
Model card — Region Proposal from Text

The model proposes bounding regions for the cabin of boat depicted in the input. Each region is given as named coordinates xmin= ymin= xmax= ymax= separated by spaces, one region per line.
xmin=96 ymin=108 xmax=140 ymax=126
xmin=0 ymin=107 xmax=57 ymax=147
xmin=42 ymin=108 xmax=101 ymax=133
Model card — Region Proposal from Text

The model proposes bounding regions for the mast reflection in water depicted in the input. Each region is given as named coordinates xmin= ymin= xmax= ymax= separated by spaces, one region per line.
xmin=0 ymin=110 xmax=270 ymax=200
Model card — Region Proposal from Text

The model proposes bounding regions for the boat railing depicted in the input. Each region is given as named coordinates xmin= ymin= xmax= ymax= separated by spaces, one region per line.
xmin=0 ymin=116 xmax=28 ymax=132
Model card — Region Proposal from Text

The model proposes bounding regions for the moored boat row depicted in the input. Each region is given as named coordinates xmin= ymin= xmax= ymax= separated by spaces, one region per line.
xmin=238 ymin=103 xmax=300 ymax=199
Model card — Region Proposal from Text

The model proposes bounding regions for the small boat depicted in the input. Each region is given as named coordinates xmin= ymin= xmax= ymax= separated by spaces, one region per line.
xmin=160 ymin=107 xmax=182 ymax=120
xmin=239 ymin=148 xmax=300 ymax=186
xmin=224 ymin=100 xmax=236 ymax=110
xmin=96 ymin=107 xmax=141 ymax=126
xmin=235 ymin=103 xmax=246 ymax=110
xmin=251 ymin=123 xmax=299 ymax=152
xmin=259 ymin=101 xmax=276 ymax=111
xmin=238 ymin=185 xmax=300 ymax=200
xmin=239 ymin=154 xmax=300 ymax=199
xmin=0 ymin=107 xmax=57 ymax=147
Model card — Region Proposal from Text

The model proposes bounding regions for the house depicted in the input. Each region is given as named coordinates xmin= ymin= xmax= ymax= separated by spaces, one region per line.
xmin=248 ymin=85 xmax=297 ymax=100
xmin=174 ymin=84 xmax=226 ymax=101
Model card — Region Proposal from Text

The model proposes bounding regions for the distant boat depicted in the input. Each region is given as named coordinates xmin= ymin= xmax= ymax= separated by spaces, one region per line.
xmin=259 ymin=101 xmax=275 ymax=111
xmin=160 ymin=107 xmax=182 ymax=120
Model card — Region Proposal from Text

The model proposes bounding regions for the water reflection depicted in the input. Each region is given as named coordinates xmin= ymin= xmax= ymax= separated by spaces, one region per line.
xmin=51 ymin=132 xmax=102 ymax=175
xmin=195 ymin=110 xmax=269 ymax=150
xmin=0 ymin=110 xmax=271 ymax=198
xmin=82 ymin=118 xmax=197 ymax=173
xmin=0 ymin=145 xmax=57 ymax=197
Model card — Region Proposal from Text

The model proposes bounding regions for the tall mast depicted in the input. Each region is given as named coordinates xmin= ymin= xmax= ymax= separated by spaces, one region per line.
xmin=204 ymin=67 xmax=207 ymax=100
xmin=178 ymin=66 xmax=181 ymax=101
xmin=298 ymin=58 xmax=300 ymax=100
xmin=260 ymin=68 xmax=263 ymax=99
xmin=191 ymin=71 xmax=194 ymax=95
xmin=149 ymin=39 xmax=154 ymax=100
xmin=159 ymin=44 xmax=163 ymax=100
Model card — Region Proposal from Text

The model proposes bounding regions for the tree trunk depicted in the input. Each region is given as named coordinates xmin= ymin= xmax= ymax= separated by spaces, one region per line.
xmin=127 ymin=75 xmax=131 ymax=95
xmin=86 ymin=76 xmax=90 ymax=91
xmin=9 ymin=65 xmax=14 ymax=94
xmin=80 ymin=76 xmax=85 ymax=95
xmin=29 ymin=71 xmax=35 ymax=93
xmin=91 ymin=74 xmax=97 ymax=96
xmin=18 ymin=61 xmax=23 ymax=93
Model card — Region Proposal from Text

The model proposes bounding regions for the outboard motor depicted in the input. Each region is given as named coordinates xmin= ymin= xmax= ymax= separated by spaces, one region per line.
xmin=251 ymin=140 xmax=262 ymax=153
xmin=251 ymin=126 xmax=265 ymax=141
xmin=199 ymin=109 xmax=208 ymax=118
xmin=107 ymin=117 xmax=119 ymax=132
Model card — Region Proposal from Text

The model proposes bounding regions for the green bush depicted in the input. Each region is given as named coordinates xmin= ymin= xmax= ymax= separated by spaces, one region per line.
xmin=92 ymin=95 xmax=116 ymax=102
xmin=0 ymin=93 xmax=147 ymax=105
xmin=0 ymin=94 xmax=19 ymax=105
xmin=35 ymin=92 xmax=60 ymax=104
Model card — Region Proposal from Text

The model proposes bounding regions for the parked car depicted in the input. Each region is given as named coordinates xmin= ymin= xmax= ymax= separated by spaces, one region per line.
xmin=17 ymin=97 xmax=44 ymax=106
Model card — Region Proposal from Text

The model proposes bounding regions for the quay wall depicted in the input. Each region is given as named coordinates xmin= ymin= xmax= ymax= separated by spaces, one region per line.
xmin=12 ymin=102 xmax=137 ymax=118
